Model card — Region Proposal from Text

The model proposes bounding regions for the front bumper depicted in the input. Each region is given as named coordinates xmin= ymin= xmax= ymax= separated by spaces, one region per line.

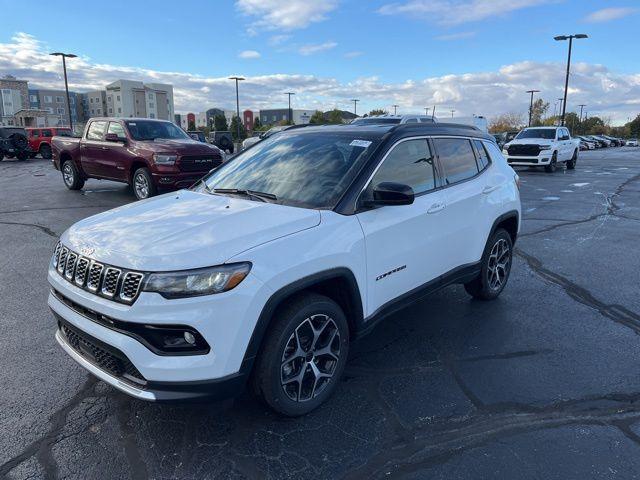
xmin=152 ymin=172 xmax=207 ymax=190
xmin=505 ymin=153 xmax=552 ymax=166
xmin=48 ymin=265 xmax=270 ymax=401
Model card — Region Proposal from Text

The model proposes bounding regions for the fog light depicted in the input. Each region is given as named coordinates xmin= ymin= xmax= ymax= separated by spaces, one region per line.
xmin=184 ymin=331 xmax=196 ymax=345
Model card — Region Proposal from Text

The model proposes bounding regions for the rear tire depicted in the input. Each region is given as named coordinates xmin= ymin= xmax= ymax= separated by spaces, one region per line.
xmin=16 ymin=151 xmax=29 ymax=161
xmin=464 ymin=228 xmax=513 ymax=300
xmin=566 ymin=150 xmax=577 ymax=170
xmin=62 ymin=160 xmax=84 ymax=190
xmin=132 ymin=167 xmax=156 ymax=200
xmin=39 ymin=144 xmax=52 ymax=159
xmin=544 ymin=153 xmax=558 ymax=173
xmin=252 ymin=293 xmax=350 ymax=416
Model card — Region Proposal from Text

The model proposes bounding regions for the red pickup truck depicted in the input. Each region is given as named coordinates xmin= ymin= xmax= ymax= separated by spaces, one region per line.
xmin=26 ymin=127 xmax=73 ymax=159
xmin=51 ymin=118 xmax=225 ymax=199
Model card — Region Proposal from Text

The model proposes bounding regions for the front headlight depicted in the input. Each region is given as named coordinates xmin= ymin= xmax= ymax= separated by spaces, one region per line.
xmin=143 ymin=262 xmax=251 ymax=299
xmin=153 ymin=153 xmax=177 ymax=165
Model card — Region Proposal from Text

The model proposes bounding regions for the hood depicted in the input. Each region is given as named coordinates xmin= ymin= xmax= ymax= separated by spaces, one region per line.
xmin=134 ymin=138 xmax=221 ymax=155
xmin=62 ymin=190 xmax=321 ymax=271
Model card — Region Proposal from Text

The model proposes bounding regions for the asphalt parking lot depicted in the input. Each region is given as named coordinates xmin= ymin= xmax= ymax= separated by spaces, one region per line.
xmin=1 ymin=147 xmax=640 ymax=480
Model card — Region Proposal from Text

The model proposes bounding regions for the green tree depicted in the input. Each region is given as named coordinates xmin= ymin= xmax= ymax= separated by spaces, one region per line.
xmin=253 ymin=116 xmax=262 ymax=130
xmin=327 ymin=109 xmax=344 ymax=124
xmin=367 ymin=109 xmax=387 ymax=117
xmin=213 ymin=114 xmax=228 ymax=131
xmin=489 ymin=113 xmax=524 ymax=133
xmin=627 ymin=114 xmax=640 ymax=138
xmin=530 ymin=98 xmax=549 ymax=126
xmin=187 ymin=120 xmax=196 ymax=131
xmin=309 ymin=110 xmax=325 ymax=124
xmin=564 ymin=112 xmax=581 ymax=134
xmin=581 ymin=116 xmax=606 ymax=135
xmin=230 ymin=116 xmax=247 ymax=141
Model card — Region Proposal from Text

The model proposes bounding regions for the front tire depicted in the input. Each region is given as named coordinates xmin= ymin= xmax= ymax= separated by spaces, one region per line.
xmin=62 ymin=160 xmax=84 ymax=190
xmin=566 ymin=150 xmax=577 ymax=170
xmin=464 ymin=228 xmax=513 ymax=300
xmin=132 ymin=167 xmax=156 ymax=200
xmin=544 ymin=152 xmax=558 ymax=173
xmin=39 ymin=144 xmax=52 ymax=159
xmin=252 ymin=293 xmax=350 ymax=416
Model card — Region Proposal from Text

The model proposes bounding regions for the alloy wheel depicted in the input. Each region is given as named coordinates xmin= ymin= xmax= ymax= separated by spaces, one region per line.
xmin=280 ymin=314 xmax=341 ymax=402
xmin=63 ymin=163 xmax=74 ymax=186
xmin=487 ymin=238 xmax=510 ymax=291
xmin=134 ymin=173 xmax=149 ymax=199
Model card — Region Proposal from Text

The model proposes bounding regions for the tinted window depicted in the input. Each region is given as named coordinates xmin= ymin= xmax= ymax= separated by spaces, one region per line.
xmin=434 ymin=138 xmax=479 ymax=184
xmin=472 ymin=140 xmax=490 ymax=169
xmin=55 ymin=129 xmax=73 ymax=137
xmin=198 ymin=132 xmax=379 ymax=209
xmin=404 ymin=118 xmax=418 ymax=123
xmin=516 ymin=128 xmax=556 ymax=140
xmin=41 ymin=129 xmax=52 ymax=137
xmin=124 ymin=120 xmax=189 ymax=141
xmin=31 ymin=130 xmax=40 ymax=138
xmin=86 ymin=121 xmax=107 ymax=141
xmin=107 ymin=122 xmax=126 ymax=139
xmin=370 ymin=139 xmax=436 ymax=195
xmin=483 ymin=141 xmax=506 ymax=163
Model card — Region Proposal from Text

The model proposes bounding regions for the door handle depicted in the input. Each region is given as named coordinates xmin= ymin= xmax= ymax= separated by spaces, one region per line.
xmin=427 ymin=202 xmax=445 ymax=214
xmin=482 ymin=185 xmax=498 ymax=194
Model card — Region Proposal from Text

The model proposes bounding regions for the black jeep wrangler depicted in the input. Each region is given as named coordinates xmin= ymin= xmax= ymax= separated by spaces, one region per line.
xmin=0 ymin=127 xmax=32 ymax=161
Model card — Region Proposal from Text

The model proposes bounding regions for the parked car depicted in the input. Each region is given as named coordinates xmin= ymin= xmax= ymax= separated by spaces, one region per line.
xmin=502 ymin=126 xmax=580 ymax=172
xmin=589 ymin=135 xmax=611 ymax=147
xmin=208 ymin=131 xmax=235 ymax=154
xmin=602 ymin=135 xmax=621 ymax=146
xmin=493 ymin=131 xmax=520 ymax=148
xmin=51 ymin=118 xmax=225 ymax=200
xmin=242 ymin=125 xmax=293 ymax=150
xmin=351 ymin=114 xmax=436 ymax=126
xmin=26 ymin=127 xmax=73 ymax=159
xmin=49 ymin=122 xmax=521 ymax=416
xmin=187 ymin=130 xmax=207 ymax=143
xmin=0 ymin=126 xmax=33 ymax=161
xmin=626 ymin=139 xmax=638 ymax=147
xmin=576 ymin=136 xmax=596 ymax=150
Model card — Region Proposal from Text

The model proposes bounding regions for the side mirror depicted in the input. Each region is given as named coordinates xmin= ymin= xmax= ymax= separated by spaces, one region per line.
xmin=105 ymin=133 xmax=124 ymax=143
xmin=368 ymin=182 xmax=414 ymax=206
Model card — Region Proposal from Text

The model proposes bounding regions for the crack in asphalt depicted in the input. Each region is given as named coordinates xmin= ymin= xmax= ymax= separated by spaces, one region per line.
xmin=0 ymin=376 xmax=97 ymax=479
xmin=115 ymin=397 xmax=149 ymax=480
xmin=342 ymin=392 xmax=640 ymax=479
xmin=515 ymin=248 xmax=640 ymax=335
xmin=0 ymin=221 xmax=58 ymax=238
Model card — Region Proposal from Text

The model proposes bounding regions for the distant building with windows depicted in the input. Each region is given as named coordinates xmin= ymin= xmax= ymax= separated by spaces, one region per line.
xmin=28 ymin=88 xmax=80 ymax=126
xmin=259 ymin=108 xmax=315 ymax=126
xmin=103 ymin=80 xmax=174 ymax=120
xmin=0 ymin=75 xmax=29 ymax=125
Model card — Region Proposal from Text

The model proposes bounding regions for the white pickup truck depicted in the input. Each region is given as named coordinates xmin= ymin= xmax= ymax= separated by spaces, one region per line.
xmin=502 ymin=126 xmax=579 ymax=172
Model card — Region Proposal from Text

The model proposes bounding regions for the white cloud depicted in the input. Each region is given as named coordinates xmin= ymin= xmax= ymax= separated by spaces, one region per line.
xmin=298 ymin=41 xmax=338 ymax=56
xmin=378 ymin=0 xmax=554 ymax=26
xmin=344 ymin=51 xmax=364 ymax=58
xmin=1 ymin=33 xmax=638 ymax=125
xmin=236 ymin=0 xmax=338 ymax=32
xmin=239 ymin=50 xmax=261 ymax=59
xmin=583 ymin=7 xmax=637 ymax=23
xmin=436 ymin=31 xmax=476 ymax=40
xmin=269 ymin=34 xmax=291 ymax=46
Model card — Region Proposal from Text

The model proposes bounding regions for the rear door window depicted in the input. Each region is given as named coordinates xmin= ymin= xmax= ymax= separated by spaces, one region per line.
xmin=86 ymin=121 xmax=107 ymax=141
xmin=433 ymin=138 xmax=479 ymax=185
xmin=31 ymin=130 xmax=40 ymax=138
xmin=41 ymin=129 xmax=52 ymax=137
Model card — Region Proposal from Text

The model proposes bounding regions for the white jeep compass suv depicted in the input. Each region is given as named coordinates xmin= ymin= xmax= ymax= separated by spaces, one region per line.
xmin=49 ymin=123 xmax=521 ymax=416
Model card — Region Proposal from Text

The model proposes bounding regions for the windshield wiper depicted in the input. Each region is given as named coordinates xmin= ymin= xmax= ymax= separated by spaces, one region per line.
xmin=213 ymin=188 xmax=277 ymax=202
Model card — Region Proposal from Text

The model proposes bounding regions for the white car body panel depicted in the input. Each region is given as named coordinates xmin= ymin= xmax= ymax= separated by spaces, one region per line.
xmin=503 ymin=127 xmax=579 ymax=167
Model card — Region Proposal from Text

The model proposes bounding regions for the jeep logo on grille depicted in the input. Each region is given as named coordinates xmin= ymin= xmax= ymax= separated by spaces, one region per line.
xmin=80 ymin=246 xmax=95 ymax=256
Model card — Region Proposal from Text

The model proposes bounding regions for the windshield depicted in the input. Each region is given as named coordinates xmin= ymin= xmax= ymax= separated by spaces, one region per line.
xmin=125 ymin=120 xmax=190 ymax=141
xmin=194 ymin=131 xmax=379 ymax=209
xmin=351 ymin=118 xmax=401 ymax=125
xmin=516 ymin=128 xmax=556 ymax=140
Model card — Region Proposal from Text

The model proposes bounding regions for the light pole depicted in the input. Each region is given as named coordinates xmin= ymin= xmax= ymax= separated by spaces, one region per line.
xmin=50 ymin=52 xmax=77 ymax=131
xmin=229 ymin=76 xmax=245 ymax=141
xmin=526 ymin=89 xmax=540 ymax=127
xmin=431 ymin=105 xmax=436 ymax=120
xmin=557 ymin=97 xmax=564 ymax=125
xmin=284 ymin=92 xmax=295 ymax=124
xmin=351 ymin=99 xmax=359 ymax=116
xmin=554 ymin=33 xmax=588 ymax=126
xmin=450 ymin=109 xmax=455 ymax=118
xmin=578 ymin=104 xmax=586 ymax=134
xmin=392 ymin=104 xmax=399 ymax=115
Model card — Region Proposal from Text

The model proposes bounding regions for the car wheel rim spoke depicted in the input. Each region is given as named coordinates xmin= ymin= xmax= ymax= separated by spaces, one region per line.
xmin=63 ymin=165 xmax=73 ymax=184
xmin=487 ymin=238 xmax=510 ymax=290
xmin=135 ymin=174 xmax=148 ymax=198
xmin=281 ymin=314 xmax=340 ymax=402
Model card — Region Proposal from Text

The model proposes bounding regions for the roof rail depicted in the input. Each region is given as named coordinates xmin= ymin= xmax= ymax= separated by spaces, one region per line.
xmin=392 ymin=122 xmax=480 ymax=132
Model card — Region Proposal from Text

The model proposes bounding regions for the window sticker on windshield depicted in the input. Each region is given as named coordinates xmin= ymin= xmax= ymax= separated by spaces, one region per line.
xmin=350 ymin=139 xmax=372 ymax=148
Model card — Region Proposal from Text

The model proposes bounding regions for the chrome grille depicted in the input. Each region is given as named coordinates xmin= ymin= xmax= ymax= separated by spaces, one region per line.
xmin=120 ymin=272 xmax=144 ymax=302
xmin=52 ymin=243 xmax=145 ymax=304
xmin=101 ymin=268 xmax=121 ymax=297
xmin=64 ymin=252 xmax=78 ymax=280
xmin=74 ymin=258 xmax=90 ymax=286
xmin=87 ymin=262 xmax=104 ymax=292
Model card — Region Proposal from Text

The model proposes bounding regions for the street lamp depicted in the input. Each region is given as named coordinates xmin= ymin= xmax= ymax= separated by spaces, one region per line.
xmin=228 ymin=76 xmax=245 ymax=141
xmin=554 ymin=33 xmax=588 ymax=126
xmin=285 ymin=92 xmax=295 ymax=124
xmin=526 ymin=89 xmax=540 ymax=127
xmin=431 ymin=105 xmax=436 ymax=119
xmin=450 ymin=109 xmax=455 ymax=118
xmin=557 ymin=97 xmax=564 ymax=125
xmin=424 ymin=107 xmax=430 ymax=116
xmin=49 ymin=52 xmax=77 ymax=131
xmin=392 ymin=104 xmax=399 ymax=115
xmin=351 ymin=99 xmax=359 ymax=116
xmin=578 ymin=104 xmax=586 ymax=134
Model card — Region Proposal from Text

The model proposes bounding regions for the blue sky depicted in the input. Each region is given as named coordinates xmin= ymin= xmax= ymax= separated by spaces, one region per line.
xmin=1 ymin=0 xmax=639 ymax=123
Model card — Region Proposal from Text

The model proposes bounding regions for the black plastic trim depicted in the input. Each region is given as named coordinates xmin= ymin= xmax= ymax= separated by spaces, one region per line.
xmin=489 ymin=210 xmax=520 ymax=246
